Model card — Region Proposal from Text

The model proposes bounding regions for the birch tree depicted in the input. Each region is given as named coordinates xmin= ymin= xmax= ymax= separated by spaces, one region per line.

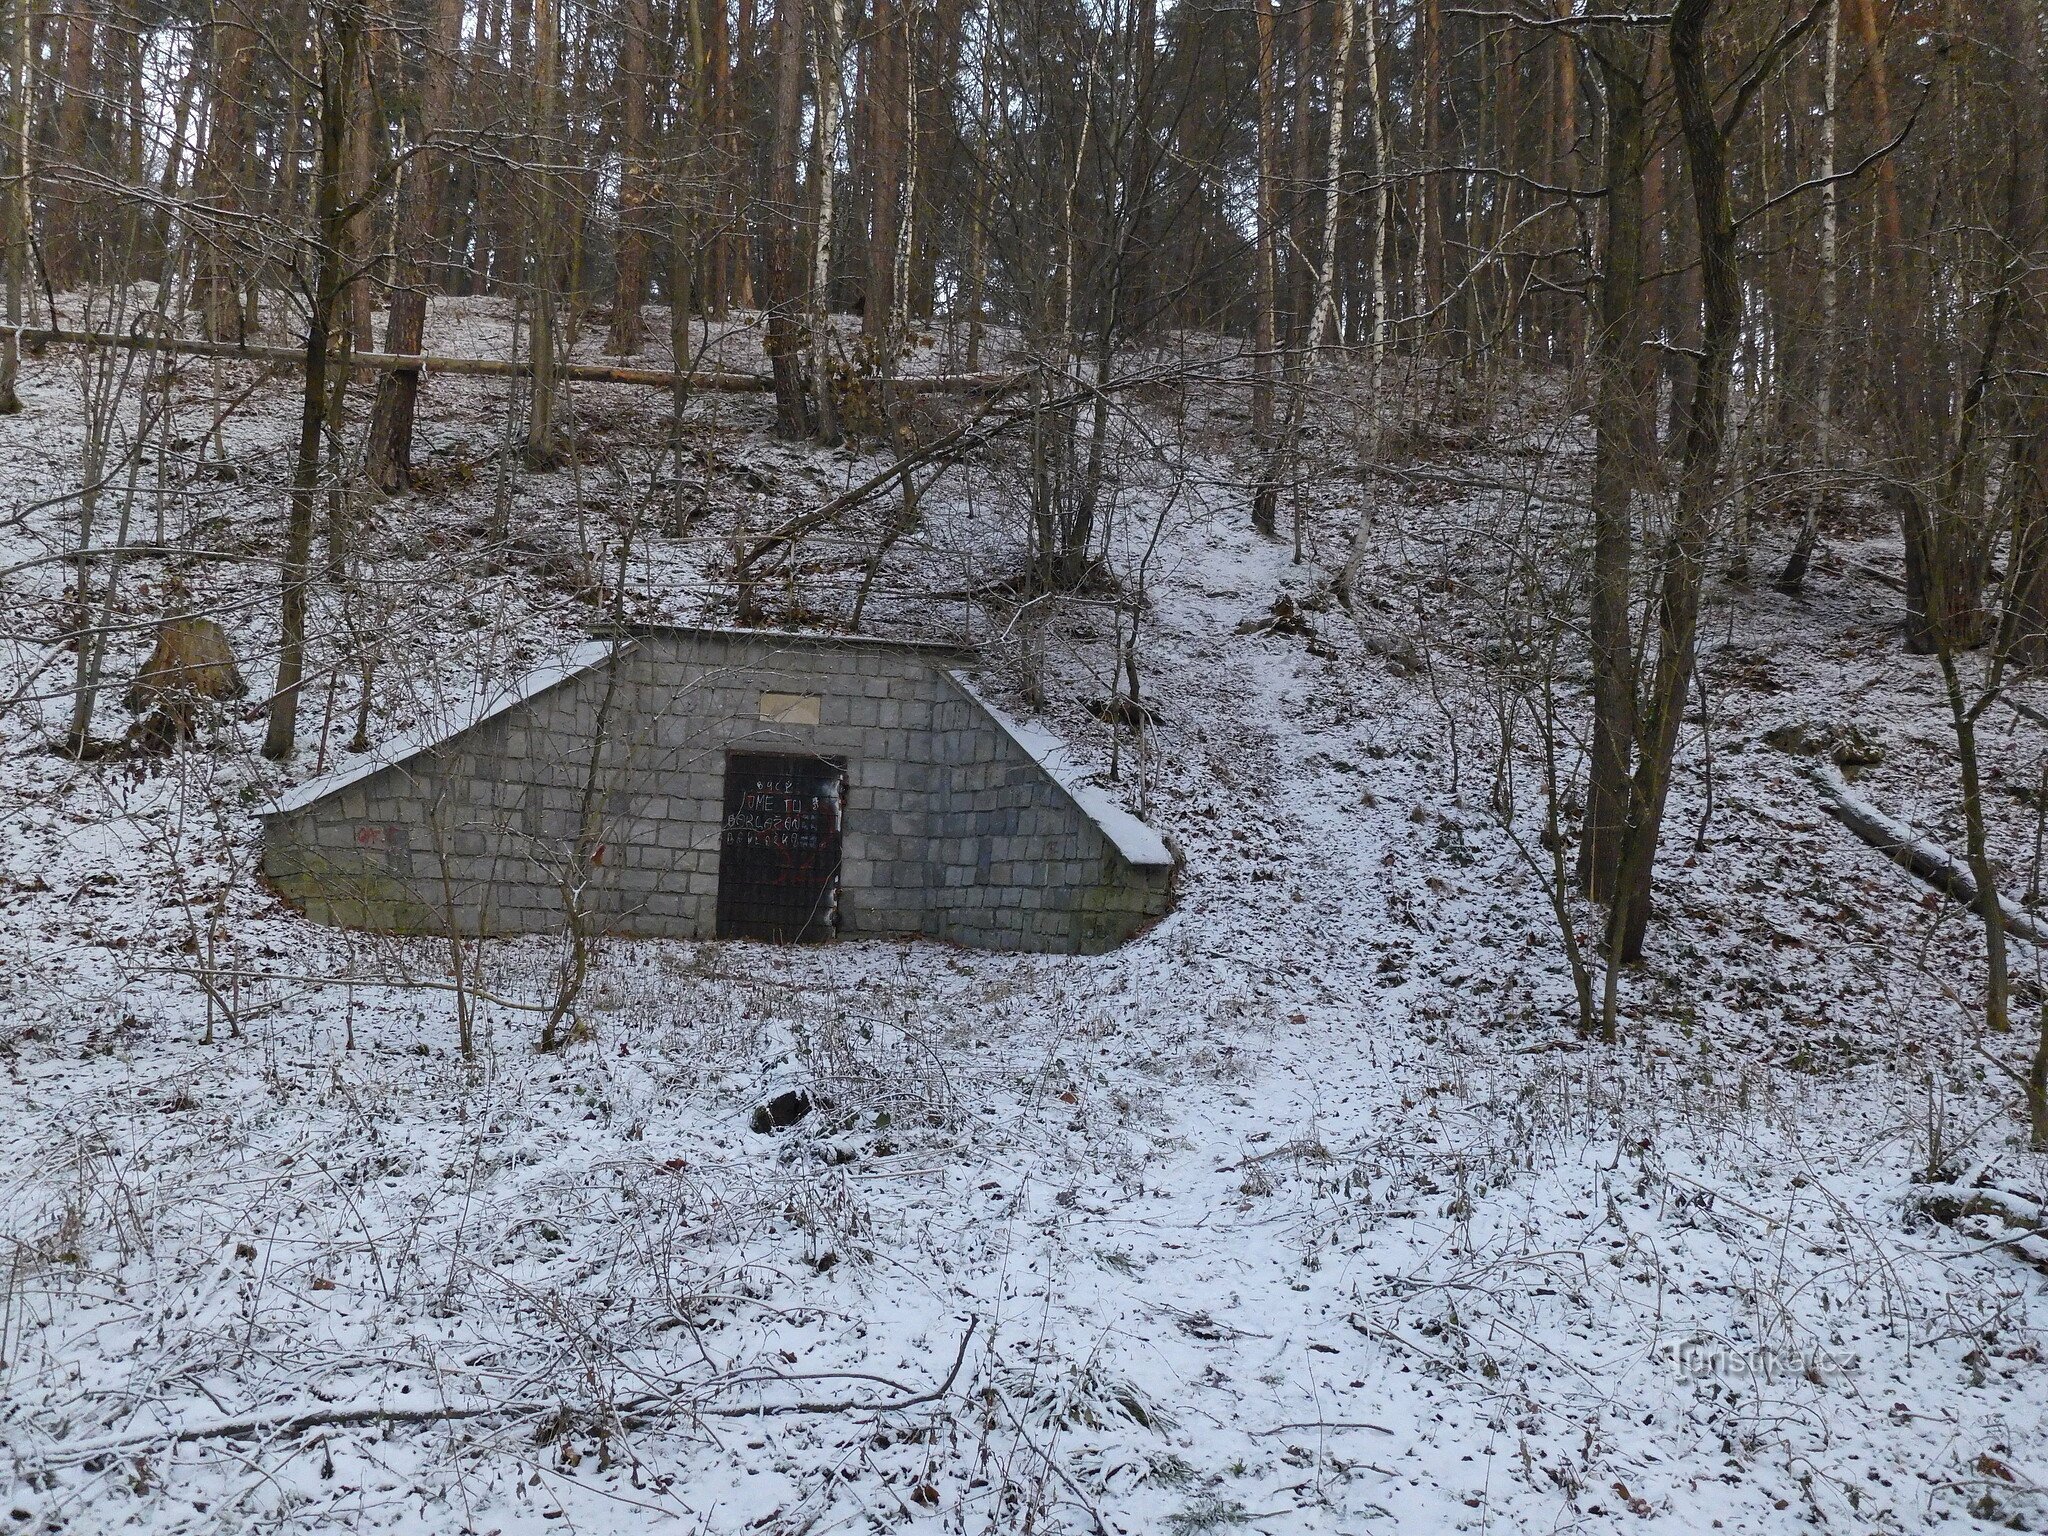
xmin=1250 ymin=0 xmax=1352 ymax=553
xmin=807 ymin=0 xmax=845 ymax=445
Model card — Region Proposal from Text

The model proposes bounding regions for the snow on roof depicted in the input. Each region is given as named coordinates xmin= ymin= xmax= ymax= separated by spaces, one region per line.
xmin=626 ymin=623 xmax=973 ymax=653
xmin=264 ymin=638 xmax=627 ymax=818
xmin=948 ymin=671 xmax=1175 ymax=869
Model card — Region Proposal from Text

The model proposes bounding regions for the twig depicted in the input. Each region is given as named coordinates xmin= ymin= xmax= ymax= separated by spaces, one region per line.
xmin=1251 ymin=1420 xmax=1395 ymax=1437
xmin=682 ymin=1316 xmax=978 ymax=1419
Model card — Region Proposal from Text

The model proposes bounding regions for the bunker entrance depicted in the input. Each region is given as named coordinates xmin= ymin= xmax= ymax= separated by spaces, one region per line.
xmin=715 ymin=752 xmax=845 ymax=942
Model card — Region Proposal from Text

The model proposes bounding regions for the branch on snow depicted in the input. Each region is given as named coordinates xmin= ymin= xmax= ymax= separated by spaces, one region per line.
xmin=30 ymin=1319 xmax=979 ymax=1468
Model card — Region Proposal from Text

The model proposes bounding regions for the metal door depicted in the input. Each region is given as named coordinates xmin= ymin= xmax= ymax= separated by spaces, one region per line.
xmin=715 ymin=753 xmax=845 ymax=942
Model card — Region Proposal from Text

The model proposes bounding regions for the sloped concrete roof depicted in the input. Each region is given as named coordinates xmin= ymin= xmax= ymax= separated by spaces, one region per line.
xmin=947 ymin=672 xmax=1174 ymax=869
xmin=266 ymin=637 xmax=628 ymax=817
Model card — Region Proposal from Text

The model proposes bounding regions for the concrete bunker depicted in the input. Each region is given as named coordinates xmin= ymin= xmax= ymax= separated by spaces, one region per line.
xmin=259 ymin=627 xmax=1176 ymax=954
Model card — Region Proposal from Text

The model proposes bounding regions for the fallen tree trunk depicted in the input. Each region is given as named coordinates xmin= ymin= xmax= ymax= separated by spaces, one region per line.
xmin=1811 ymin=761 xmax=2048 ymax=944
xmin=1914 ymin=1172 xmax=2048 ymax=1274
xmin=2002 ymin=692 xmax=2048 ymax=731
xmin=3 ymin=326 xmax=1008 ymax=395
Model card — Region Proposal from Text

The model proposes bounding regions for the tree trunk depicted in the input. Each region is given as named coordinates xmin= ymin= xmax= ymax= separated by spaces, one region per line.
xmin=2000 ymin=0 xmax=2048 ymax=670
xmin=1905 ymin=280 xmax=2009 ymax=655
xmin=1285 ymin=0 xmax=1318 ymax=347
xmin=807 ymin=0 xmax=844 ymax=445
xmin=196 ymin=17 xmax=258 ymax=340
xmin=1633 ymin=103 xmax=1665 ymax=469
xmin=151 ymin=45 xmax=201 ymax=257
xmin=761 ymin=0 xmax=811 ymax=436
xmin=1250 ymin=0 xmax=1279 ymax=486
xmin=862 ymin=0 xmax=902 ymax=340
xmin=365 ymin=0 xmax=466 ymax=494
xmin=1 ymin=0 xmax=29 ymax=414
xmin=1778 ymin=0 xmax=1840 ymax=594
xmin=1849 ymin=0 xmax=1902 ymax=409
xmin=44 ymin=0 xmax=94 ymax=289
xmin=1579 ymin=18 xmax=1650 ymax=903
xmin=266 ymin=3 xmax=361 ymax=762
xmin=708 ymin=0 xmax=734 ymax=318
xmin=1419 ymin=0 xmax=1443 ymax=349
xmin=1608 ymin=0 xmax=1744 ymax=971
xmin=1333 ymin=0 xmax=1390 ymax=603
xmin=345 ymin=28 xmax=376 ymax=354
xmin=606 ymin=0 xmax=653 ymax=354
xmin=2010 ymin=430 xmax=2048 ymax=667
xmin=1250 ymin=0 xmax=1353 ymax=549
xmin=1551 ymin=0 xmax=1581 ymax=367
xmin=524 ymin=0 xmax=565 ymax=464
xmin=962 ymin=29 xmax=993 ymax=369
xmin=908 ymin=0 xmax=958 ymax=319
xmin=1360 ymin=0 xmax=1388 ymax=367
xmin=667 ymin=0 xmax=708 ymax=462
xmin=1936 ymin=647 xmax=2010 ymax=1038
xmin=883 ymin=0 xmax=919 ymax=397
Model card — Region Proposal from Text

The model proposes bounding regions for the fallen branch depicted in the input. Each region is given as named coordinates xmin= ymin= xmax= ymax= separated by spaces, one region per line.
xmin=32 ymin=1319 xmax=978 ymax=1466
xmin=677 ymin=1315 xmax=978 ymax=1420
xmin=731 ymin=358 xmax=1187 ymax=584
xmin=736 ymin=373 xmax=1035 ymax=578
xmin=5 ymin=326 xmax=1010 ymax=396
xmin=1817 ymin=556 xmax=1907 ymax=593
xmin=1251 ymin=1420 xmax=1396 ymax=1437
xmin=989 ymin=1384 xmax=1114 ymax=1536
xmin=35 ymin=1398 xmax=520 ymax=1465
xmin=1810 ymin=762 xmax=2048 ymax=945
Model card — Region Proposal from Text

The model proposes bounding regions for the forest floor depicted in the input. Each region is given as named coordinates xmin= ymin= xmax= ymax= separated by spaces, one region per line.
xmin=3 ymin=298 xmax=2047 ymax=1534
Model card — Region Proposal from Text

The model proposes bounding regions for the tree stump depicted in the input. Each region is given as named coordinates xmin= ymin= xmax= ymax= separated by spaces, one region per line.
xmin=125 ymin=616 xmax=248 ymax=751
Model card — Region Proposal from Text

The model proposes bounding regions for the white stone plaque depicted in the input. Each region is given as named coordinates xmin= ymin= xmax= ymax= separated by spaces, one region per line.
xmin=759 ymin=691 xmax=822 ymax=726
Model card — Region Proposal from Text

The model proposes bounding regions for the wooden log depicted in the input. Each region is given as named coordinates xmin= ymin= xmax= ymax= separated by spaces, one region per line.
xmin=2 ymin=326 xmax=1008 ymax=395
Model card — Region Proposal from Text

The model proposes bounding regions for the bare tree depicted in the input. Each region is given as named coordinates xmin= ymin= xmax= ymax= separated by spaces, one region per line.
xmin=0 ymin=0 xmax=28 ymax=413
xmin=806 ymin=0 xmax=846 ymax=445
xmin=1577 ymin=8 xmax=1653 ymax=908
xmin=1250 ymin=0 xmax=1353 ymax=551
xmin=264 ymin=0 xmax=365 ymax=761
xmin=761 ymin=0 xmax=813 ymax=436
xmin=364 ymin=0 xmax=466 ymax=492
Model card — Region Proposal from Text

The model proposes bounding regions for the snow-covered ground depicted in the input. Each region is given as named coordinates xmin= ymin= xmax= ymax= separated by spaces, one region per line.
xmin=3 ymin=300 xmax=2045 ymax=1533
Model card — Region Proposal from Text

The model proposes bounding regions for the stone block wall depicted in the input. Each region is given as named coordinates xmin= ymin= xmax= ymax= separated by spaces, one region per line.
xmin=260 ymin=627 xmax=1175 ymax=954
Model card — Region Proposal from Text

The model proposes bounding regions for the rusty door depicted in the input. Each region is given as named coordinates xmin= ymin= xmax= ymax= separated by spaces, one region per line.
xmin=715 ymin=753 xmax=845 ymax=941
